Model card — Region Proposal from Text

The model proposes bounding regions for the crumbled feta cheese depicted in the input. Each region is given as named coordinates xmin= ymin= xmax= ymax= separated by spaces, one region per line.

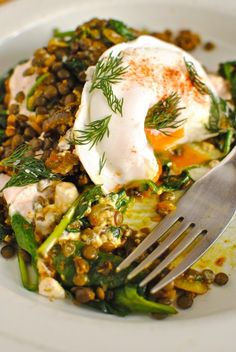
xmin=39 ymin=277 xmax=65 ymax=299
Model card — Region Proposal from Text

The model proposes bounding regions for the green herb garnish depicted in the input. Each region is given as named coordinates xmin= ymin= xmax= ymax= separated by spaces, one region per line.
xmin=108 ymin=19 xmax=136 ymax=41
xmin=145 ymin=92 xmax=185 ymax=133
xmin=1 ymin=144 xmax=58 ymax=189
xmin=53 ymin=28 xmax=75 ymax=39
xmin=98 ymin=152 xmax=106 ymax=175
xmin=73 ymin=115 xmax=111 ymax=149
xmin=218 ymin=61 xmax=236 ymax=105
xmin=90 ymin=53 xmax=127 ymax=115
xmin=26 ymin=73 xmax=50 ymax=111
xmin=184 ymin=59 xmax=210 ymax=95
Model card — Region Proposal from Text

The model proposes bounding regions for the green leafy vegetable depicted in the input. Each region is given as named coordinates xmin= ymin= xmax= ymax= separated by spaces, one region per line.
xmin=64 ymin=57 xmax=87 ymax=78
xmin=108 ymin=190 xmax=130 ymax=212
xmin=1 ymin=144 xmax=58 ymax=189
xmin=218 ymin=61 xmax=236 ymax=105
xmin=184 ymin=59 xmax=211 ymax=95
xmin=26 ymin=73 xmax=50 ymax=111
xmin=113 ymin=285 xmax=177 ymax=315
xmin=108 ymin=19 xmax=136 ymax=41
xmin=17 ymin=250 xmax=38 ymax=292
xmin=52 ymin=242 xmax=132 ymax=288
xmin=11 ymin=213 xmax=38 ymax=262
xmin=90 ymin=53 xmax=128 ymax=115
xmin=73 ymin=115 xmax=111 ymax=149
xmin=207 ymin=94 xmax=222 ymax=132
xmin=11 ymin=213 xmax=38 ymax=291
xmin=53 ymin=28 xmax=75 ymax=38
xmin=145 ymin=92 xmax=185 ymax=133
xmin=162 ymin=170 xmax=192 ymax=191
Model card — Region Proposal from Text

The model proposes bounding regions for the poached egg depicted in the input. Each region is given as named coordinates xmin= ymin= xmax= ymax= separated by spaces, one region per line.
xmin=71 ymin=36 xmax=217 ymax=193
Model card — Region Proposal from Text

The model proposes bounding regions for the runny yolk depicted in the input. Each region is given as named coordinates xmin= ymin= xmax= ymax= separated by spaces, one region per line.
xmin=145 ymin=127 xmax=185 ymax=152
xmin=171 ymin=144 xmax=210 ymax=171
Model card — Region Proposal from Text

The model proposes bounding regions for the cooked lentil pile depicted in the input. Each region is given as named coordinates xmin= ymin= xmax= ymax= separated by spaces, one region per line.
xmin=0 ymin=18 xmax=234 ymax=319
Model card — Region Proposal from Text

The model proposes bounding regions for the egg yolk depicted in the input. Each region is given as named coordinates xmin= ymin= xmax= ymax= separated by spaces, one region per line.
xmin=145 ymin=127 xmax=185 ymax=152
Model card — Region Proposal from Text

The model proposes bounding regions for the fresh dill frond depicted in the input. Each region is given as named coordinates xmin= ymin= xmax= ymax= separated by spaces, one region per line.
xmin=184 ymin=59 xmax=210 ymax=95
xmin=207 ymin=94 xmax=221 ymax=132
xmin=100 ymin=80 xmax=124 ymax=115
xmin=1 ymin=144 xmax=30 ymax=169
xmin=90 ymin=53 xmax=127 ymax=115
xmin=1 ymin=144 xmax=58 ymax=190
xmin=145 ymin=92 xmax=185 ymax=133
xmin=73 ymin=115 xmax=111 ymax=149
xmin=98 ymin=152 xmax=106 ymax=175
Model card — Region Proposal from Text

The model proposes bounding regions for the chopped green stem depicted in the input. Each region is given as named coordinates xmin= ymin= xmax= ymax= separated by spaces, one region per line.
xmin=38 ymin=197 xmax=80 ymax=257
xmin=223 ymin=129 xmax=233 ymax=154
xmin=26 ymin=73 xmax=50 ymax=111
xmin=53 ymin=29 xmax=75 ymax=38
xmin=17 ymin=251 xmax=38 ymax=292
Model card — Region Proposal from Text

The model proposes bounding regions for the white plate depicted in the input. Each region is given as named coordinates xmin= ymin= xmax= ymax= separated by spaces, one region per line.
xmin=0 ymin=0 xmax=236 ymax=351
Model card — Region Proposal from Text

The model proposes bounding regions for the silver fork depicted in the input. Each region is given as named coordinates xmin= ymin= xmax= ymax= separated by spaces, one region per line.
xmin=117 ymin=146 xmax=236 ymax=294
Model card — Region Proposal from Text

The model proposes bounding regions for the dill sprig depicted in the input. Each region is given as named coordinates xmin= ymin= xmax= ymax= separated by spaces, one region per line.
xmin=73 ymin=115 xmax=111 ymax=149
xmin=184 ymin=59 xmax=211 ymax=95
xmin=1 ymin=144 xmax=29 ymax=169
xmin=145 ymin=92 xmax=185 ymax=133
xmin=99 ymin=80 xmax=124 ymax=116
xmin=98 ymin=152 xmax=106 ymax=175
xmin=90 ymin=53 xmax=127 ymax=115
xmin=1 ymin=144 xmax=58 ymax=190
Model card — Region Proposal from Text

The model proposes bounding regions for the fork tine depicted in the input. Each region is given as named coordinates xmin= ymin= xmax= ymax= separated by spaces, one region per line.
xmin=150 ymin=235 xmax=212 ymax=294
xmin=127 ymin=220 xmax=191 ymax=280
xmin=116 ymin=211 xmax=179 ymax=272
xmin=139 ymin=226 xmax=202 ymax=287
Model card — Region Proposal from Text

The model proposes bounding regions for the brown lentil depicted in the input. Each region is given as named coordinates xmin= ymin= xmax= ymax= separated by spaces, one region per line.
xmin=43 ymin=85 xmax=58 ymax=100
xmin=11 ymin=134 xmax=24 ymax=149
xmin=57 ymin=69 xmax=71 ymax=80
xmin=74 ymin=287 xmax=95 ymax=303
xmin=159 ymin=192 xmax=176 ymax=202
xmin=1 ymin=245 xmax=16 ymax=259
xmin=57 ymin=81 xmax=70 ymax=95
xmin=74 ymin=257 xmax=90 ymax=274
xmin=73 ymin=273 xmax=88 ymax=286
xmin=177 ymin=294 xmax=193 ymax=309
xmin=64 ymin=93 xmax=76 ymax=105
xmin=17 ymin=114 xmax=28 ymax=122
xmin=156 ymin=201 xmax=176 ymax=216
xmin=114 ymin=211 xmax=123 ymax=226
xmin=15 ymin=91 xmax=25 ymax=103
xmin=204 ymin=41 xmax=215 ymax=51
xmin=214 ymin=272 xmax=229 ymax=286
xmin=82 ymin=245 xmax=98 ymax=260
xmin=96 ymin=287 xmax=105 ymax=300
xmin=100 ymin=242 xmax=116 ymax=252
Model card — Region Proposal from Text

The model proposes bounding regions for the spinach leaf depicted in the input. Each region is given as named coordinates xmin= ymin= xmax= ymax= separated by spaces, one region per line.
xmin=113 ymin=285 xmax=177 ymax=315
xmin=89 ymin=285 xmax=177 ymax=316
xmin=64 ymin=57 xmax=87 ymax=78
xmin=218 ymin=61 xmax=236 ymax=105
xmin=108 ymin=19 xmax=136 ymax=41
xmin=11 ymin=213 xmax=38 ymax=262
xmin=17 ymin=250 xmax=38 ymax=292
xmin=108 ymin=190 xmax=130 ymax=212
xmin=161 ymin=170 xmax=192 ymax=191
xmin=52 ymin=241 xmax=132 ymax=289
